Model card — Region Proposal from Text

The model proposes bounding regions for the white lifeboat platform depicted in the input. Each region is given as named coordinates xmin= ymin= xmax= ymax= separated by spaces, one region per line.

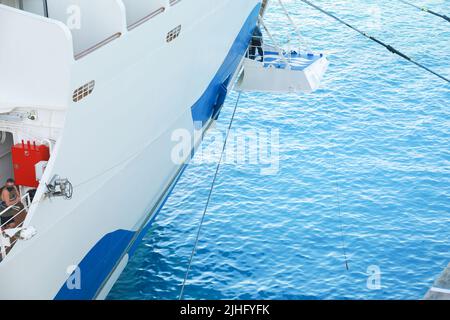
xmin=236 ymin=45 xmax=329 ymax=94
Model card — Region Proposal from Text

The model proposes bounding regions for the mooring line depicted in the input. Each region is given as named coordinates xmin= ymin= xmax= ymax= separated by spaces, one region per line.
xmin=397 ymin=0 xmax=450 ymax=23
xmin=319 ymin=97 xmax=351 ymax=271
xmin=298 ymin=0 xmax=450 ymax=83
xmin=330 ymin=143 xmax=350 ymax=271
xmin=179 ymin=92 xmax=242 ymax=300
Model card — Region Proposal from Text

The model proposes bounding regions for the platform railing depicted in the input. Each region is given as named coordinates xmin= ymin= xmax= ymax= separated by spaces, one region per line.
xmin=0 ymin=193 xmax=31 ymax=260
xmin=259 ymin=20 xmax=292 ymax=67
xmin=246 ymin=36 xmax=292 ymax=67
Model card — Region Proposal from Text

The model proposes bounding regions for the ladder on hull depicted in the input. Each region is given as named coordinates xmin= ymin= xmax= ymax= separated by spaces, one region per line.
xmin=259 ymin=0 xmax=270 ymax=18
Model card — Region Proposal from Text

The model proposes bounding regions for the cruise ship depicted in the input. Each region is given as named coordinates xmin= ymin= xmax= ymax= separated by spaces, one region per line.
xmin=0 ymin=0 xmax=265 ymax=299
xmin=0 ymin=0 xmax=329 ymax=299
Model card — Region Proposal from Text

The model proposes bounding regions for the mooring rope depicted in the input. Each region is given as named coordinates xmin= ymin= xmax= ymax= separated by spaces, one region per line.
xmin=298 ymin=0 xmax=450 ymax=83
xmin=397 ymin=0 xmax=450 ymax=23
xmin=330 ymin=139 xmax=350 ymax=271
xmin=276 ymin=0 xmax=312 ymax=52
xmin=179 ymin=92 xmax=242 ymax=300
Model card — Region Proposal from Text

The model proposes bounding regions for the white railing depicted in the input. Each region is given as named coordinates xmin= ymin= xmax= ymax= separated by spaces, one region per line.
xmin=246 ymin=20 xmax=292 ymax=68
xmin=246 ymin=38 xmax=286 ymax=65
xmin=0 ymin=193 xmax=31 ymax=260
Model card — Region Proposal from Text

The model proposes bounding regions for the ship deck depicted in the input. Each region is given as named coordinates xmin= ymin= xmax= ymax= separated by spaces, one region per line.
xmin=263 ymin=51 xmax=323 ymax=71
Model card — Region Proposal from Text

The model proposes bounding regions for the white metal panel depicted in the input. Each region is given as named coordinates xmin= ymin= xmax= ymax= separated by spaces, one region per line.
xmin=0 ymin=5 xmax=73 ymax=111
xmin=46 ymin=0 xmax=127 ymax=56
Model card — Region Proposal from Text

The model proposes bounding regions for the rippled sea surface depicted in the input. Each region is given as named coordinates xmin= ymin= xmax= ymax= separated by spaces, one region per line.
xmin=108 ymin=0 xmax=450 ymax=300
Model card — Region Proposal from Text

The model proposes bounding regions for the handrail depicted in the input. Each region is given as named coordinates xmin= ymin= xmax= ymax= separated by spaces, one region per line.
xmin=127 ymin=7 xmax=165 ymax=31
xmin=74 ymin=32 xmax=122 ymax=60
xmin=259 ymin=19 xmax=291 ymax=67
xmin=0 ymin=151 xmax=11 ymax=159
xmin=0 ymin=193 xmax=31 ymax=227
xmin=73 ymin=3 xmax=175 ymax=59
xmin=1 ymin=193 xmax=31 ymax=260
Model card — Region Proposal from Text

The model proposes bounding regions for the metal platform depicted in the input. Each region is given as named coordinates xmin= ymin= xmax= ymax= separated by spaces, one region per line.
xmin=236 ymin=46 xmax=329 ymax=94
xmin=424 ymin=263 xmax=450 ymax=300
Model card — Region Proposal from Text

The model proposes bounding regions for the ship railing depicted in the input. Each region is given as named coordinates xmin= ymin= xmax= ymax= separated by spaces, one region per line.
xmin=127 ymin=7 xmax=165 ymax=31
xmin=0 ymin=193 xmax=31 ymax=260
xmin=75 ymin=32 xmax=123 ymax=60
xmin=123 ymin=0 xmax=181 ymax=32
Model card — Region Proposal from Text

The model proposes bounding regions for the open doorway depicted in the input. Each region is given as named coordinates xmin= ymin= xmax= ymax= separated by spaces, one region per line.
xmin=21 ymin=0 xmax=48 ymax=16
xmin=0 ymin=0 xmax=48 ymax=17
xmin=0 ymin=0 xmax=20 ymax=9
xmin=0 ymin=132 xmax=14 ymax=187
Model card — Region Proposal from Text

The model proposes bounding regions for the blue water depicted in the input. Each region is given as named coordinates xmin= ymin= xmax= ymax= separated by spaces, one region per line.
xmin=108 ymin=0 xmax=450 ymax=300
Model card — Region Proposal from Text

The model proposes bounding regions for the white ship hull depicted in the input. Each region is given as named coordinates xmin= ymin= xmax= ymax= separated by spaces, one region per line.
xmin=0 ymin=0 xmax=261 ymax=299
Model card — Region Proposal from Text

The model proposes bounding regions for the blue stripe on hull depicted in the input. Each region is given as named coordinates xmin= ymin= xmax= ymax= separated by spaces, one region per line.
xmin=55 ymin=230 xmax=135 ymax=300
xmin=127 ymin=163 xmax=189 ymax=257
xmin=191 ymin=5 xmax=260 ymax=123
xmin=55 ymin=163 xmax=188 ymax=301
xmin=54 ymin=4 xmax=260 ymax=300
